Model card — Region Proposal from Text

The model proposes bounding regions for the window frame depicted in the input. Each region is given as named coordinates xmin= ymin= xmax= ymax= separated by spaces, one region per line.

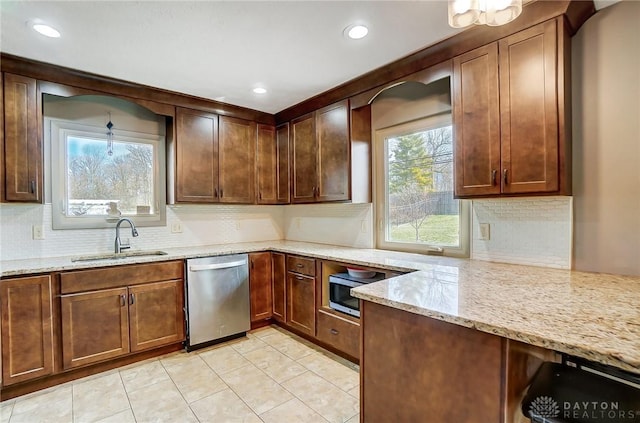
xmin=373 ymin=115 xmax=470 ymax=257
xmin=50 ymin=119 xmax=166 ymax=230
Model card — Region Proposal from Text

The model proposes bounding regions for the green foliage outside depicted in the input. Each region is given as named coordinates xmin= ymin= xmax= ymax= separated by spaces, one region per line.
xmin=388 ymin=133 xmax=433 ymax=194
xmin=388 ymin=215 xmax=459 ymax=246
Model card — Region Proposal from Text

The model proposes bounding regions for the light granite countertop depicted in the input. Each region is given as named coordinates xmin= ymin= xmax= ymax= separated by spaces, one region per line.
xmin=2 ymin=240 xmax=639 ymax=375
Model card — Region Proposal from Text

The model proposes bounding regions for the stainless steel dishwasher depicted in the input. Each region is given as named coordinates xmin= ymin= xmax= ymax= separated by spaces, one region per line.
xmin=185 ymin=254 xmax=250 ymax=351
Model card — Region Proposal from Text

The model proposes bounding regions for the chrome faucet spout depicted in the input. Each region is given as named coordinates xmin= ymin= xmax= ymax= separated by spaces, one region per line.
xmin=114 ymin=218 xmax=139 ymax=254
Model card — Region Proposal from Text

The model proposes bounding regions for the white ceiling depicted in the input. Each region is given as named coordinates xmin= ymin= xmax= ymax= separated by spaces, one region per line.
xmin=0 ymin=1 xmax=462 ymax=114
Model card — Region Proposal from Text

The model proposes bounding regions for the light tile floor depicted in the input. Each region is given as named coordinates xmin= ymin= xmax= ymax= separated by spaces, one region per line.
xmin=0 ymin=326 xmax=360 ymax=423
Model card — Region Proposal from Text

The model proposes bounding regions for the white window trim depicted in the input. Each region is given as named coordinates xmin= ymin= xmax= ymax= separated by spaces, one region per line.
xmin=373 ymin=115 xmax=470 ymax=258
xmin=50 ymin=119 xmax=166 ymax=229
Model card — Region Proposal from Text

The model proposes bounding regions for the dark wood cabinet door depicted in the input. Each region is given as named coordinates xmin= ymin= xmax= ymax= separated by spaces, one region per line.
xmin=219 ymin=115 xmax=256 ymax=203
xmin=271 ymin=252 xmax=286 ymax=323
xmin=128 ymin=280 xmax=185 ymax=352
xmin=256 ymin=124 xmax=277 ymax=204
xmin=316 ymin=100 xmax=350 ymax=202
xmin=361 ymin=301 xmax=503 ymax=422
xmin=3 ymin=73 xmax=41 ymax=202
xmin=499 ymin=19 xmax=559 ymax=194
xmin=61 ymin=288 xmax=130 ymax=370
xmin=249 ymin=252 xmax=273 ymax=322
xmin=276 ymin=123 xmax=290 ymax=204
xmin=1 ymin=275 xmax=54 ymax=386
xmin=291 ymin=113 xmax=317 ymax=203
xmin=286 ymin=271 xmax=315 ymax=336
xmin=453 ymin=44 xmax=501 ymax=197
xmin=175 ymin=107 xmax=219 ymax=202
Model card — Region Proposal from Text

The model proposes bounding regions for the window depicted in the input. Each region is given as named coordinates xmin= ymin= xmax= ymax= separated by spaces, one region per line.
xmin=375 ymin=115 xmax=469 ymax=257
xmin=50 ymin=120 xmax=166 ymax=229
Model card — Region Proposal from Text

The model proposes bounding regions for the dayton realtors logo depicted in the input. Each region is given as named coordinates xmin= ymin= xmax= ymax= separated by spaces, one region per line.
xmin=529 ymin=396 xmax=639 ymax=421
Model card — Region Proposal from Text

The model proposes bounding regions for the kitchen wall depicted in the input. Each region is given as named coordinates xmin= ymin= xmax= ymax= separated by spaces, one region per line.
xmin=0 ymin=204 xmax=284 ymax=261
xmin=283 ymin=203 xmax=374 ymax=248
xmin=571 ymin=1 xmax=640 ymax=276
xmin=471 ymin=197 xmax=572 ymax=269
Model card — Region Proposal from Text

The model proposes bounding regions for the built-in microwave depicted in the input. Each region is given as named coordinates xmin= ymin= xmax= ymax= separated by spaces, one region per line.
xmin=328 ymin=272 xmax=386 ymax=318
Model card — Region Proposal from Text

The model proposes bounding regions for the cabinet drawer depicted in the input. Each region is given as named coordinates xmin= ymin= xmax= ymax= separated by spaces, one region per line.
xmin=287 ymin=255 xmax=316 ymax=276
xmin=316 ymin=309 xmax=360 ymax=359
xmin=61 ymin=260 xmax=184 ymax=294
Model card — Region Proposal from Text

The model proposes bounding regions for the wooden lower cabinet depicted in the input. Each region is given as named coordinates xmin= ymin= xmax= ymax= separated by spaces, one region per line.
xmin=316 ymin=309 xmax=359 ymax=359
xmin=1 ymin=275 xmax=54 ymax=386
xmin=61 ymin=288 xmax=130 ymax=370
xmin=249 ymin=252 xmax=273 ymax=322
xmin=129 ymin=280 xmax=185 ymax=352
xmin=286 ymin=272 xmax=315 ymax=336
xmin=361 ymin=301 xmax=504 ymax=422
xmin=271 ymin=252 xmax=286 ymax=322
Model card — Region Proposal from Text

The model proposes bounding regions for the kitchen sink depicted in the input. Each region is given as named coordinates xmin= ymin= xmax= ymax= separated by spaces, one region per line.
xmin=71 ymin=250 xmax=168 ymax=262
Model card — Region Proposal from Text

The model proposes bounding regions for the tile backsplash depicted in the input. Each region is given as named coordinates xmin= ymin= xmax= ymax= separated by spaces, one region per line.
xmin=471 ymin=197 xmax=573 ymax=269
xmin=0 ymin=204 xmax=284 ymax=261
xmin=284 ymin=203 xmax=374 ymax=249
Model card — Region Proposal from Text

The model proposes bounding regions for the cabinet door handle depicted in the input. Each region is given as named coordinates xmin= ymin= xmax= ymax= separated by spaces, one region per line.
xmin=129 ymin=293 xmax=135 ymax=305
xmin=491 ymin=170 xmax=497 ymax=186
xmin=214 ymin=188 xmax=218 ymax=198
xmin=220 ymin=189 xmax=223 ymax=198
xmin=259 ymin=192 xmax=262 ymax=200
xmin=120 ymin=294 xmax=126 ymax=307
xmin=30 ymin=180 xmax=36 ymax=194
xmin=295 ymin=276 xmax=303 ymax=281
xmin=250 ymin=260 xmax=254 ymax=269
xmin=330 ymin=329 xmax=339 ymax=335
xmin=503 ymin=169 xmax=508 ymax=185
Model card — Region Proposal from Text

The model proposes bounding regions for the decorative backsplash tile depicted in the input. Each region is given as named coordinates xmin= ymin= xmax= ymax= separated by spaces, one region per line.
xmin=284 ymin=203 xmax=374 ymax=249
xmin=0 ymin=204 xmax=284 ymax=261
xmin=471 ymin=197 xmax=572 ymax=269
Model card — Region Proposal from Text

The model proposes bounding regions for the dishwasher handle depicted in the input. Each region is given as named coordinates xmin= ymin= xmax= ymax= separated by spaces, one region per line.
xmin=189 ymin=260 xmax=247 ymax=272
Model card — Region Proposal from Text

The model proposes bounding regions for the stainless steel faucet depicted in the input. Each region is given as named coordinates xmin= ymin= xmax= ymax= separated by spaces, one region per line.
xmin=114 ymin=218 xmax=139 ymax=253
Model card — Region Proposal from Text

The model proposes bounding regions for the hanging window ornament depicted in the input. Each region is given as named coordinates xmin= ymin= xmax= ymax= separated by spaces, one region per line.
xmin=106 ymin=112 xmax=114 ymax=156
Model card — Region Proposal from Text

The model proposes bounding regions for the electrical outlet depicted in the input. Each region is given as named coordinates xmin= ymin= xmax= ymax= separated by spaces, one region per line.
xmin=171 ymin=222 xmax=183 ymax=233
xmin=32 ymin=225 xmax=45 ymax=240
xmin=479 ymin=223 xmax=490 ymax=241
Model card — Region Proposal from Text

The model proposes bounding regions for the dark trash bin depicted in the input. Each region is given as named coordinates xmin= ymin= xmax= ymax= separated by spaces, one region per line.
xmin=522 ymin=362 xmax=640 ymax=423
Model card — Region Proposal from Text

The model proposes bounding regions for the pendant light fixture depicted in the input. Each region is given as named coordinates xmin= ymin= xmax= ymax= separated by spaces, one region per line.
xmin=106 ymin=112 xmax=114 ymax=156
xmin=448 ymin=0 xmax=523 ymax=28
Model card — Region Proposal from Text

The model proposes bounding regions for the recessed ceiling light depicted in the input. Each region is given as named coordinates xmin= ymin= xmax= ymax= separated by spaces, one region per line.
xmin=253 ymin=87 xmax=267 ymax=94
xmin=345 ymin=24 xmax=369 ymax=40
xmin=31 ymin=22 xmax=61 ymax=38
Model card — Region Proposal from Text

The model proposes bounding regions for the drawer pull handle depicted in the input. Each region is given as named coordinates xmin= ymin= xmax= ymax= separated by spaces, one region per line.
xmin=296 ymin=263 xmax=303 ymax=268
xmin=296 ymin=276 xmax=303 ymax=281
xmin=330 ymin=329 xmax=339 ymax=335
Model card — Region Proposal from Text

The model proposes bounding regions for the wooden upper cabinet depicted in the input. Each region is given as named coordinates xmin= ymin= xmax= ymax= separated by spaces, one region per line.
xmin=453 ymin=44 xmax=501 ymax=197
xmin=1 ymin=275 xmax=54 ymax=386
xmin=499 ymin=19 xmax=559 ymax=194
xmin=316 ymin=100 xmax=349 ymax=202
xmin=276 ymin=123 xmax=291 ymax=204
xmin=218 ymin=115 xmax=256 ymax=203
xmin=256 ymin=124 xmax=278 ymax=204
xmin=3 ymin=73 xmax=42 ymax=202
xmin=249 ymin=252 xmax=273 ymax=322
xmin=129 ymin=280 xmax=185 ymax=352
xmin=175 ymin=107 xmax=219 ymax=202
xmin=291 ymin=100 xmax=350 ymax=203
xmin=291 ymin=112 xmax=317 ymax=203
xmin=452 ymin=19 xmax=568 ymax=198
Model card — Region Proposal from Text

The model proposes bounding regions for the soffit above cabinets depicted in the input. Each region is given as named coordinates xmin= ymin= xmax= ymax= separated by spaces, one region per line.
xmin=0 ymin=1 xmax=461 ymax=114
